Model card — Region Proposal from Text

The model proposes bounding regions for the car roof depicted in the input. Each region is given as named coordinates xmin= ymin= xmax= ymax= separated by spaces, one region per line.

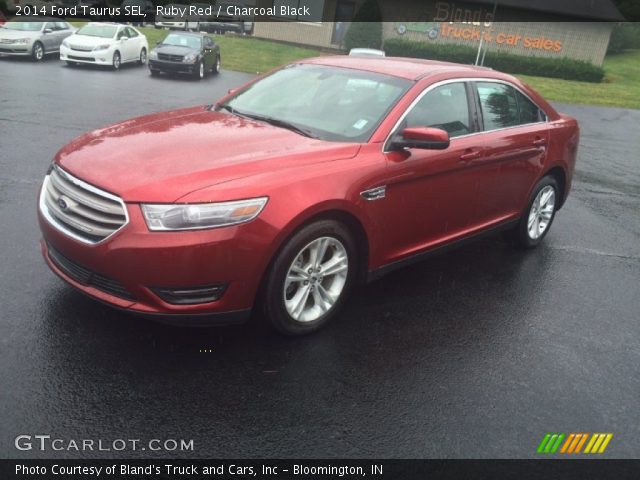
xmin=300 ymin=55 xmax=506 ymax=82
xmin=164 ymin=31 xmax=207 ymax=38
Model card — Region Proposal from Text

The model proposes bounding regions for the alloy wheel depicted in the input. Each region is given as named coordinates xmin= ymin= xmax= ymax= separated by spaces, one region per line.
xmin=33 ymin=43 xmax=44 ymax=61
xmin=283 ymin=237 xmax=349 ymax=323
xmin=527 ymin=185 xmax=556 ymax=240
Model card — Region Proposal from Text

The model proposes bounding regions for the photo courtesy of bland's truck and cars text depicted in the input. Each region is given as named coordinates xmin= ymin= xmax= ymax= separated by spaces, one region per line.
xmin=0 ymin=0 xmax=639 ymax=479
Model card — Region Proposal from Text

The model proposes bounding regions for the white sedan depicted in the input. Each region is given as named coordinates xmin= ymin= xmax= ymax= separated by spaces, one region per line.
xmin=60 ymin=23 xmax=149 ymax=70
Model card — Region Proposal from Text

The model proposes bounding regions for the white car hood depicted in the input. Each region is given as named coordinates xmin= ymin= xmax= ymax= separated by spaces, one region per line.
xmin=67 ymin=35 xmax=116 ymax=48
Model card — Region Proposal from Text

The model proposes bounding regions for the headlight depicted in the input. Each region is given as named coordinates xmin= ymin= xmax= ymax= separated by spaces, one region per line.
xmin=16 ymin=38 xmax=30 ymax=44
xmin=183 ymin=53 xmax=198 ymax=63
xmin=149 ymin=49 xmax=158 ymax=60
xmin=141 ymin=197 xmax=268 ymax=231
xmin=62 ymin=40 xmax=70 ymax=48
xmin=93 ymin=44 xmax=110 ymax=51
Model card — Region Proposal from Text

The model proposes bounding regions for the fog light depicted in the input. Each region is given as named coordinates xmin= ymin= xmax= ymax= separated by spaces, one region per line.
xmin=152 ymin=284 xmax=227 ymax=305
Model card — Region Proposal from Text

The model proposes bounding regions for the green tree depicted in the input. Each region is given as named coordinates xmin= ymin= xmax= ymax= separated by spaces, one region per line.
xmin=343 ymin=0 xmax=383 ymax=51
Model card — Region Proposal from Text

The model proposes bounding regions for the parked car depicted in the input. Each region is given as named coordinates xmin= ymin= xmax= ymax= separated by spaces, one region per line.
xmin=155 ymin=4 xmax=199 ymax=31
xmin=37 ymin=57 xmax=579 ymax=335
xmin=0 ymin=20 xmax=74 ymax=61
xmin=149 ymin=31 xmax=219 ymax=79
xmin=60 ymin=23 xmax=148 ymax=70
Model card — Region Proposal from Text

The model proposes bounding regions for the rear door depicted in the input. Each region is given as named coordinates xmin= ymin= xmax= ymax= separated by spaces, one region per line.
xmin=470 ymin=81 xmax=550 ymax=224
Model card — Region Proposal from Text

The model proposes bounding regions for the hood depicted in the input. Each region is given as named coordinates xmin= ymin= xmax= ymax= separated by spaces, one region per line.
xmin=154 ymin=44 xmax=199 ymax=56
xmin=67 ymin=34 xmax=115 ymax=47
xmin=55 ymin=106 xmax=361 ymax=202
xmin=0 ymin=29 xmax=40 ymax=40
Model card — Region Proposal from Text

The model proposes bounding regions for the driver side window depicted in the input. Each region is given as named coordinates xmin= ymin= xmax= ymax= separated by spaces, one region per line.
xmin=117 ymin=29 xmax=128 ymax=40
xmin=404 ymin=82 xmax=471 ymax=138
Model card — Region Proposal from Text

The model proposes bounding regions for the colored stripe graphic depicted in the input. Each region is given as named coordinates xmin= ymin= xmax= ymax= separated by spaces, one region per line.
xmin=541 ymin=433 xmax=613 ymax=454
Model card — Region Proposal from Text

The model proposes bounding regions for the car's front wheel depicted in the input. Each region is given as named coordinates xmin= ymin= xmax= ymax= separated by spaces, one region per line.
xmin=112 ymin=51 xmax=121 ymax=70
xmin=264 ymin=220 xmax=357 ymax=335
xmin=138 ymin=48 xmax=147 ymax=65
xmin=193 ymin=60 xmax=205 ymax=80
xmin=212 ymin=54 xmax=220 ymax=74
xmin=506 ymin=175 xmax=559 ymax=248
xmin=32 ymin=41 xmax=44 ymax=61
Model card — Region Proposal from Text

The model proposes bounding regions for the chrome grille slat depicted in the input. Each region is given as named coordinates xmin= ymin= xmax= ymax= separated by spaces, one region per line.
xmin=40 ymin=166 xmax=128 ymax=244
xmin=48 ymin=169 xmax=123 ymax=215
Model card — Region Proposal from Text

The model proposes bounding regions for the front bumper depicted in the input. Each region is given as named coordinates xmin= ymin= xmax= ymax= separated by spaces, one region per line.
xmin=38 ymin=194 xmax=273 ymax=324
xmin=0 ymin=44 xmax=31 ymax=55
xmin=60 ymin=45 xmax=114 ymax=65
xmin=149 ymin=59 xmax=198 ymax=74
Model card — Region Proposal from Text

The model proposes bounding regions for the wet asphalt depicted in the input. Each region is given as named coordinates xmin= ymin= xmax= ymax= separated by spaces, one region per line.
xmin=0 ymin=55 xmax=639 ymax=459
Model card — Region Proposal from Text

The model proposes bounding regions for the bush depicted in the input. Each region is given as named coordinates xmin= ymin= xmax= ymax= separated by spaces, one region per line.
xmin=607 ymin=23 xmax=640 ymax=54
xmin=343 ymin=0 xmax=383 ymax=51
xmin=384 ymin=38 xmax=605 ymax=83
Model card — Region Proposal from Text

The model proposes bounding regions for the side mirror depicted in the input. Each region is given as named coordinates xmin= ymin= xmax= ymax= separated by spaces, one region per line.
xmin=43 ymin=28 xmax=53 ymax=34
xmin=390 ymin=127 xmax=450 ymax=150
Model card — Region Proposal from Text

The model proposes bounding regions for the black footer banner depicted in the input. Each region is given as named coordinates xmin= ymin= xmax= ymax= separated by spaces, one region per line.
xmin=2 ymin=459 xmax=640 ymax=480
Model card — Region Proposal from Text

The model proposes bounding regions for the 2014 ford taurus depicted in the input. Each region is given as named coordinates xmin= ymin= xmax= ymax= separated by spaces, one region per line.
xmin=37 ymin=56 xmax=579 ymax=335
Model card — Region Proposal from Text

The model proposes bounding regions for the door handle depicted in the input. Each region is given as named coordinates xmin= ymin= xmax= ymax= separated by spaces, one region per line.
xmin=460 ymin=150 xmax=481 ymax=162
xmin=532 ymin=137 xmax=547 ymax=147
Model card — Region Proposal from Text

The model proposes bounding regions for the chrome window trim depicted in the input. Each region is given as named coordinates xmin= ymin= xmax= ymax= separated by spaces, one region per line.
xmin=382 ymin=77 xmax=549 ymax=153
xmin=39 ymin=164 xmax=130 ymax=246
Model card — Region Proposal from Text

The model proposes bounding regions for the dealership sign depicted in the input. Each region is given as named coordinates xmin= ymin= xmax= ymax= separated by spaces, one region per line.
xmin=395 ymin=22 xmax=564 ymax=53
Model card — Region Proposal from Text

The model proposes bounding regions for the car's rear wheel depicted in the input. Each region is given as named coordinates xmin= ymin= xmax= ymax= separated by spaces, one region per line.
xmin=112 ymin=51 xmax=121 ymax=70
xmin=505 ymin=175 xmax=559 ymax=248
xmin=264 ymin=220 xmax=357 ymax=336
xmin=138 ymin=48 xmax=147 ymax=65
xmin=32 ymin=41 xmax=44 ymax=61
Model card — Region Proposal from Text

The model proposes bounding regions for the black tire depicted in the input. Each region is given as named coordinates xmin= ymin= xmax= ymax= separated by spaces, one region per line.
xmin=504 ymin=175 xmax=560 ymax=249
xmin=193 ymin=60 xmax=204 ymax=80
xmin=137 ymin=47 xmax=147 ymax=65
xmin=112 ymin=51 xmax=121 ymax=70
xmin=66 ymin=61 xmax=77 ymax=67
xmin=211 ymin=54 xmax=220 ymax=74
xmin=263 ymin=220 xmax=358 ymax=336
xmin=149 ymin=69 xmax=160 ymax=76
xmin=32 ymin=41 xmax=44 ymax=61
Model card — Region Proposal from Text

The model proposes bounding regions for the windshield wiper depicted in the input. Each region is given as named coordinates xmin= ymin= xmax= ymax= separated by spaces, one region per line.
xmin=240 ymin=112 xmax=317 ymax=138
xmin=214 ymin=106 xmax=316 ymax=138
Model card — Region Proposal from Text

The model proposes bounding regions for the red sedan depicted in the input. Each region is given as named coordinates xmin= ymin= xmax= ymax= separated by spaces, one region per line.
xmin=38 ymin=56 xmax=579 ymax=335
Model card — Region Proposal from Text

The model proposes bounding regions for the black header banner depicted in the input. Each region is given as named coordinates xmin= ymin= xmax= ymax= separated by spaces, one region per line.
xmin=3 ymin=0 xmax=634 ymax=23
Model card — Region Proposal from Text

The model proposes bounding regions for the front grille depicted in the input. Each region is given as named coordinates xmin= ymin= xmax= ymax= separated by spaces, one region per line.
xmin=68 ymin=55 xmax=95 ymax=61
xmin=70 ymin=45 xmax=94 ymax=52
xmin=48 ymin=245 xmax=135 ymax=301
xmin=40 ymin=165 xmax=127 ymax=244
xmin=158 ymin=53 xmax=184 ymax=62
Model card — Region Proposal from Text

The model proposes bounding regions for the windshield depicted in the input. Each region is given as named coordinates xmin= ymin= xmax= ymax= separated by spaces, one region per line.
xmin=161 ymin=33 xmax=202 ymax=49
xmin=77 ymin=24 xmax=117 ymax=39
xmin=220 ymin=64 xmax=411 ymax=143
xmin=3 ymin=22 xmax=43 ymax=32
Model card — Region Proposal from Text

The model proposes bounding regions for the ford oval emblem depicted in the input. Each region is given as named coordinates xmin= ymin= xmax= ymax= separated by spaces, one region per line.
xmin=57 ymin=197 xmax=69 ymax=211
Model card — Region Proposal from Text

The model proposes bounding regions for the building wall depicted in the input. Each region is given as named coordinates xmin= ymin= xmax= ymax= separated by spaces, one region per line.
xmin=253 ymin=22 xmax=336 ymax=48
xmin=385 ymin=22 xmax=613 ymax=66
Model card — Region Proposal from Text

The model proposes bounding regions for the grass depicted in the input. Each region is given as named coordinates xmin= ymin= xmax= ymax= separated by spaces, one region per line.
xmin=516 ymin=50 xmax=640 ymax=109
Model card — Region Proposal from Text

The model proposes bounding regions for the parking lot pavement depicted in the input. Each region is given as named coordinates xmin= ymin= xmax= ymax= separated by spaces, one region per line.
xmin=1 ymin=58 xmax=639 ymax=459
